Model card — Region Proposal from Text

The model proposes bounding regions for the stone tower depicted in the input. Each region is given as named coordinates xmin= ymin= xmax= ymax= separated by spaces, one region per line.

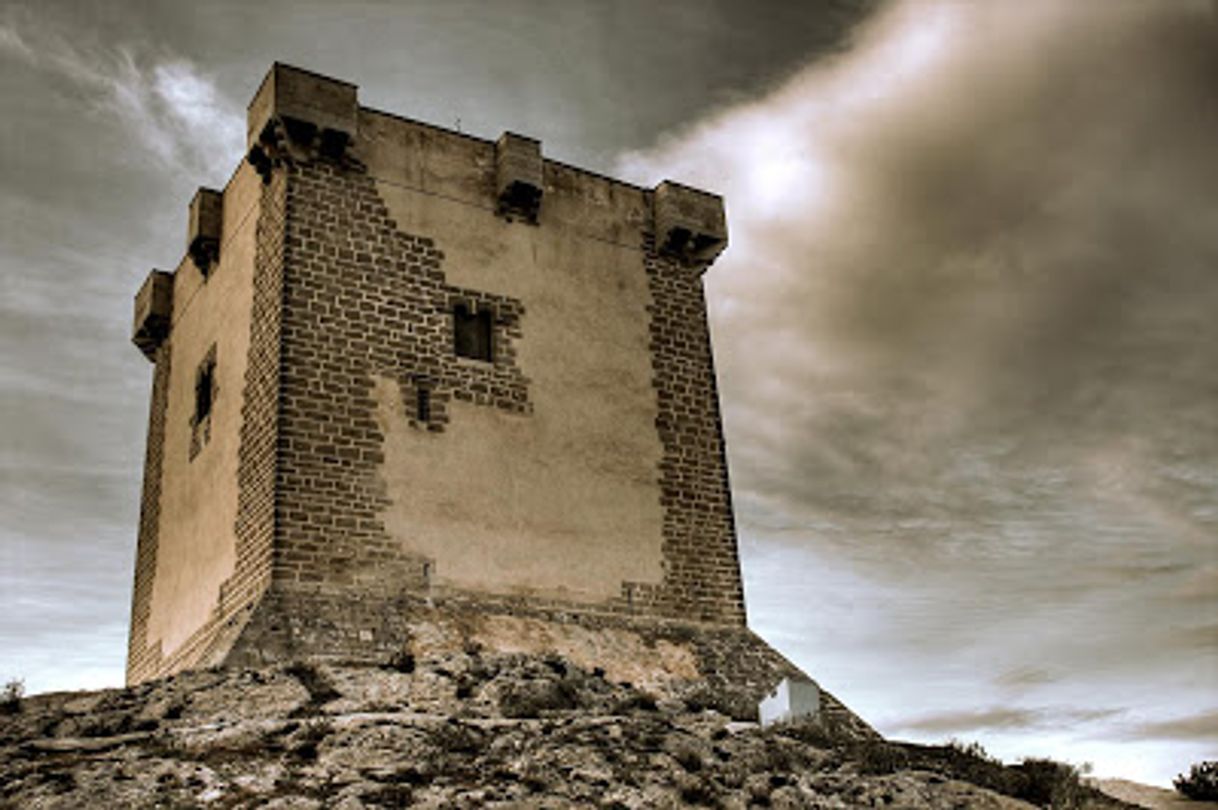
xmin=126 ymin=63 xmax=871 ymax=734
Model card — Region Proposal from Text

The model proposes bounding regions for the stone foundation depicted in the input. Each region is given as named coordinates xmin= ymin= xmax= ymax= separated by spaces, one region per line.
xmin=224 ymin=583 xmax=877 ymax=740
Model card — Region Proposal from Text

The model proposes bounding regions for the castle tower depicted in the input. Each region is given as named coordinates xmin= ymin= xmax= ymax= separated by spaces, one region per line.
xmin=126 ymin=64 xmax=871 ymax=733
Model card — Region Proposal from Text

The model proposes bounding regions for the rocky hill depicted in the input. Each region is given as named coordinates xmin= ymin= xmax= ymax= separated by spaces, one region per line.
xmin=1 ymin=650 xmax=1137 ymax=808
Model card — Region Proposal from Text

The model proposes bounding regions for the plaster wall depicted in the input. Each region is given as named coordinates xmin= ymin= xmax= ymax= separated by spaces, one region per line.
xmin=360 ymin=111 xmax=666 ymax=602
xmin=145 ymin=162 xmax=261 ymax=655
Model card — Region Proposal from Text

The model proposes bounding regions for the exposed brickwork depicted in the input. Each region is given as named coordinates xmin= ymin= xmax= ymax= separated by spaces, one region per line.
xmin=126 ymin=168 xmax=289 ymax=684
xmin=272 ymin=159 xmax=529 ymax=591
xmin=629 ymin=239 xmax=747 ymax=625
xmin=125 ymin=341 xmax=172 ymax=684
xmin=262 ymin=153 xmax=745 ymax=627
xmin=126 ymin=65 xmax=874 ymax=742
xmin=130 ymin=149 xmax=746 ymax=680
xmin=212 ymin=164 xmax=289 ymax=642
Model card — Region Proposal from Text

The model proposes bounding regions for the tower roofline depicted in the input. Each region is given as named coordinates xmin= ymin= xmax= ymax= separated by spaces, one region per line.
xmin=249 ymin=62 xmax=723 ymax=203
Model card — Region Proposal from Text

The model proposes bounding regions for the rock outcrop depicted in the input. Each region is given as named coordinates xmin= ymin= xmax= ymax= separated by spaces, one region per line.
xmin=0 ymin=651 xmax=1131 ymax=808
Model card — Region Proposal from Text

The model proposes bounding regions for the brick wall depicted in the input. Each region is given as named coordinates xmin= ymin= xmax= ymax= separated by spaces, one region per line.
xmin=125 ymin=342 xmax=172 ymax=684
xmin=131 ymin=100 xmax=749 ymax=681
xmin=126 ymin=168 xmax=288 ymax=684
xmin=126 ymin=65 xmax=872 ymax=738
xmin=627 ymin=239 xmax=746 ymax=624
xmin=263 ymin=150 xmax=744 ymax=625
xmin=213 ymin=164 xmax=288 ymax=648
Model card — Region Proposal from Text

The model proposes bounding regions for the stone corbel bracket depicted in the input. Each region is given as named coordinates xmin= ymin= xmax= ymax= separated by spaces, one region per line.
xmin=187 ymin=188 xmax=223 ymax=276
xmin=495 ymin=132 xmax=543 ymax=224
xmin=246 ymin=63 xmax=359 ymax=182
xmin=132 ymin=269 xmax=174 ymax=361
xmin=652 ymin=180 xmax=728 ymax=270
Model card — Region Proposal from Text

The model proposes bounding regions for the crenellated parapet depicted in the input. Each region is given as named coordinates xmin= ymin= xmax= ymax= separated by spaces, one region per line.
xmin=652 ymin=180 xmax=728 ymax=269
xmin=187 ymin=188 xmax=223 ymax=275
xmin=236 ymin=63 xmax=731 ymax=276
xmin=132 ymin=269 xmax=173 ymax=361
xmin=495 ymin=132 xmax=543 ymax=224
xmin=246 ymin=63 xmax=359 ymax=182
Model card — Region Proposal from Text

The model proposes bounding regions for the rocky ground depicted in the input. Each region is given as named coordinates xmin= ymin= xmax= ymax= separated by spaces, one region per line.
xmin=0 ymin=650 xmax=1138 ymax=808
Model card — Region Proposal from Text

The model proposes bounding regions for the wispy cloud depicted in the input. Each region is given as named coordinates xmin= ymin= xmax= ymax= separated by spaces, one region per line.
xmin=0 ymin=7 xmax=240 ymax=698
xmin=0 ymin=8 xmax=242 ymax=175
xmin=893 ymin=706 xmax=1124 ymax=736
xmin=1120 ymin=710 xmax=1218 ymax=743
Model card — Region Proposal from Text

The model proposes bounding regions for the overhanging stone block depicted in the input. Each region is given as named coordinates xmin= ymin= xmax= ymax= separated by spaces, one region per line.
xmin=247 ymin=63 xmax=358 ymax=151
xmin=653 ymin=180 xmax=728 ymax=269
xmin=132 ymin=270 xmax=174 ymax=361
xmin=187 ymin=187 xmax=223 ymax=275
xmin=495 ymin=132 xmax=543 ymax=223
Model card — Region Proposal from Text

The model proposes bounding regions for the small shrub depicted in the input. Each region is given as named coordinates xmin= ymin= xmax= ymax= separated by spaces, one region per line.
xmin=853 ymin=741 xmax=910 ymax=776
xmin=361 ymin=784 xmax=415 ymax=807
xmin=682 ymin=686 xmax=757 ymax=722
xmin=384 ymin=650 xmax=415 ymax=674
xmin=670 ymin=743 xmax=704 ymax=773
xmin=1175 ymin=760 xmax=1218 ymax=801
xmin=1 ymin=678 xmax=24 ymax=714
xmin=289 ymin=718 xmax=333 ymax=762
xmin=946 ymin=738 xmax=994 ymax=762
xmin=542 ymin=655 xmax=568 ymax=677
xmin=612 ymin=691 xmax=659 ymax=715
xmin=772 ymin=718 xmax=839 ymax=749
xmin=1015 ymin=757 xmax=1084 ymax=809
xmin=285 ymin=661 xmax=340 ymax=716
xmin=499 ymin=678 xmax=581 ymax=718
xmin=430 ymin=719 xmax=482 ymax=754
xmin=678 ymin=777 xmax=720 ymax=806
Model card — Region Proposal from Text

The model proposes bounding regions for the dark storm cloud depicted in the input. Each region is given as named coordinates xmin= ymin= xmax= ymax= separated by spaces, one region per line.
xmin=622 ymin=0 xmax=1218 ymax=646
xmin=6 ymin=0 xmax=877 ymax=174
xmin=623 ymin=0 xmax=1217 ymax=780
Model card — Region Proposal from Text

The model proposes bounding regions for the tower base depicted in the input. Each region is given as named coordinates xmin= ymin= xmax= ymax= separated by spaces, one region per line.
xmin=214 ymin=583 xmax=878 ymax=740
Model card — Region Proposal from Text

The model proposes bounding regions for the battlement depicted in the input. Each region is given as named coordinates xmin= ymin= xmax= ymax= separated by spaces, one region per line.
xmin=244 ymin=63 xmax=726 ymax=259
xmin=133 ymin=64 xmax=732 ymax=363
xmin=247 ymin=63 xmax=358 ymax=154
xmin=131 ymin=270 xmax=173 ymax=361
xmin=127 ymin=63 xmax=746 ymax=689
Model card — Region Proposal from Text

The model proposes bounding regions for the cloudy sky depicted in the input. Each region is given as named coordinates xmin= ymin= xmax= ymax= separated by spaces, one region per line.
xmin=2 ymin=0 xmax=1215 ymax=787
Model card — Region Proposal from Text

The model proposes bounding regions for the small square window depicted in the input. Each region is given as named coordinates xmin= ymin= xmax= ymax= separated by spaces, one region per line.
xmin=453 ymin=303 xmax=492 ymax=362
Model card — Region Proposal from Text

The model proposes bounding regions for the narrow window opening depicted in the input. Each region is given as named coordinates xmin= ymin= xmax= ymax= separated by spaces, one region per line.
xmin=190 ymin=347 xmax=217 ymax=460
xmin=453 ymin=303 xmax=493 ymax=362
xmin=416 ymin=384 xmax=431 ymax=424
xmin=195 ymin=359 xmax=215 ymax=423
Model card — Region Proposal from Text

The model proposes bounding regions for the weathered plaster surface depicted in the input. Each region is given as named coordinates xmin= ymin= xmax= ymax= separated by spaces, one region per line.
xmin=365 ymin=114 xmax=666 ymax=602
xmin=146 ymin=162 xmax=260 ymax=655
